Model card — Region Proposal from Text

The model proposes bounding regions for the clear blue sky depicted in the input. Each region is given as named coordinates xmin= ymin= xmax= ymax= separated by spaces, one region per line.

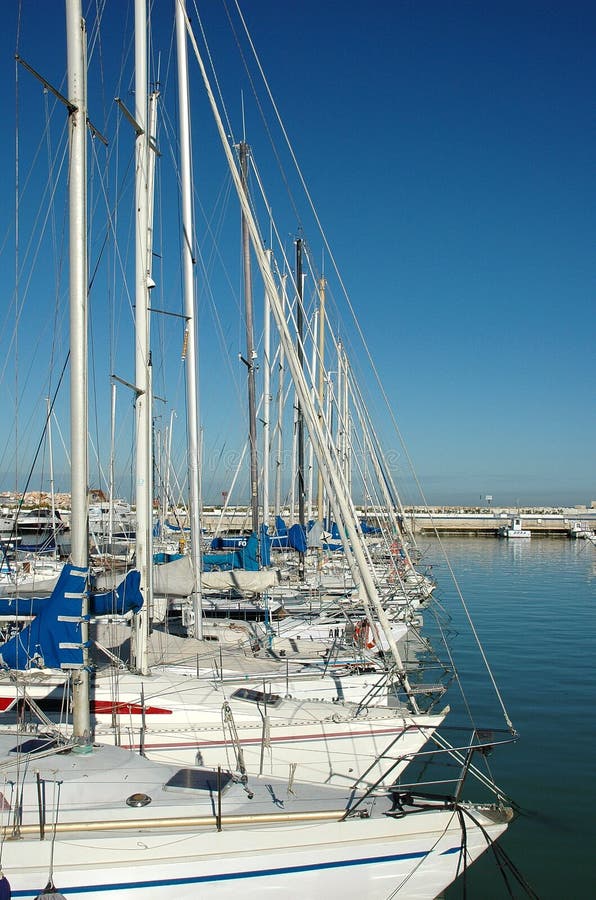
xmin=0 ymin=0 xmax=593 ymax=509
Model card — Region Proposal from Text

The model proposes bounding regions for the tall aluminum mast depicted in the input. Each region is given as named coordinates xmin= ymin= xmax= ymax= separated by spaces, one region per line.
xmin=175 ymin=0 xmax=203 ymax=637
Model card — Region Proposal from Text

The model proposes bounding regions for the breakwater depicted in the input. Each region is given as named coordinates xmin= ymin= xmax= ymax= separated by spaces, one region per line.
xmin=198 ymin=505 xmax=596 ymax=538
xmin=405 ymin=510 xmax=592 ymax=536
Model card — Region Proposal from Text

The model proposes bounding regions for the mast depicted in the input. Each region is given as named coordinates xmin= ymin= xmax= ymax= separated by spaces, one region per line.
xmin=336 ymin=339 xmax=345 ymax=484
xmin=239 ymin=142 xmax=259 ymax=538
xmin=47 ymin=397 xmax=57 ymax=558
xmin=262 ymin=249 xmax=272 ymax=532
xmin=350 ymin=368 xmax=418 ymax=566
xmin=295 ymin=238 xmax=305 ymax=580
xmin=66 ymin=0 xmax=90 ymax=739
xmin=175 ymin=0 xmax=203 ymax=638
xmin=163 ymin=409 xmax=175 ymax=541
xmin=290 ymin=388 xmax=298 ymax=523
xmin=108 ymin=382 xmax=116 ymax=548
xmin=325 ymin=371 xmax=334 ymax=529
xmin=342 ymin=347 xmax=351 ymax=489
xmin=273 ymin=273 xmax=287 ymax=521
xmin=306 ymin=310 xmax=318 ymax=523
xmin=132 ymin=0 xmax=157 ymax=674
xmin=316 ymin=276 xmax=326 ymax=526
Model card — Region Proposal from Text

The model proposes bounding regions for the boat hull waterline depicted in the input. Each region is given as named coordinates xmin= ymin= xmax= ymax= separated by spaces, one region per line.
xmin=2 ymin=804 xmax=510 ymax=900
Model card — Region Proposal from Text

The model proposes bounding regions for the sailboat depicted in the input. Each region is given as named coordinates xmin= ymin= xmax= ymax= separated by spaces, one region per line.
xmin=0 ymin=0 xmax=449 ymax=799
xmin=0 ymin=2 xmax=515 ymax=897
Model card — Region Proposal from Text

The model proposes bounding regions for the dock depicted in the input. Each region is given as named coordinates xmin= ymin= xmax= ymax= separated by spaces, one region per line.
xmin=405 ymin=510 xmax=585 ymax=537
xmin=2 ymin=494 xmax=594 ymax=540
xmin=198 ymin=505 xmax=596 ymax=539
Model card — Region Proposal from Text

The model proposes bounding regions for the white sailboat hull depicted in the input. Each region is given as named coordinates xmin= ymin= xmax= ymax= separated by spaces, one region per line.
xmin=2 ymin=803 xmax=509 ymax=900
xmin=110 ymin=714 xmax=444 ymax=788
xmin=0 ymin=668 xmax=446 ymax=789
xmin=0 ymin=736 xmax=511 ymax=900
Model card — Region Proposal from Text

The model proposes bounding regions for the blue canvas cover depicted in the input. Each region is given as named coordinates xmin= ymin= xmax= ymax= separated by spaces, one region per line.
xmin=0 ymin=566 xmax=144 ymax=670
xmin=210 ymin=535 xmax=251 ymax=550
xmin=0 ymin=564 xmax=88 ymax=671
xmin=202 ymin=549 xmax=238 ymax=570
xmin=0 ymin=596 xmax=44 ymax=617
xmin=204 ymin=533 xmax=260 ymax=572
xmin=268 ymin=516 xmax=289 ymax=548
xmin=274 ymin=516 xmax=288 ymax=536
xmin=287 ymin=524 xmax=307 ymax=553
xmin=0 ymin=570 xmax=144 ymax=619
xmin=360 ymin=519 xmax=381 ymax=535
xmin=267 ymin=518 xmax=307 ymax=553
xmin=91 ymin=569 xmax=143 ymax=616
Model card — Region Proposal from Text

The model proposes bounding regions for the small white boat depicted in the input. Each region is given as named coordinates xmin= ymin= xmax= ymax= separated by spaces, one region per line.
xmin=569 ymin=520 xmax=595 ymax=540
xmin=499 ymin=517 xmax=531 ymax=538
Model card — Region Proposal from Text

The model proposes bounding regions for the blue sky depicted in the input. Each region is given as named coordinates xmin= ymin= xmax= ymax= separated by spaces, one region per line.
xmin=0 ymin=0 xmax=593 ymax=509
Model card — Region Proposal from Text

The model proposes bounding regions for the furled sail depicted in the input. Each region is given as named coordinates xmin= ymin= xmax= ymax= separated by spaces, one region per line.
xmin=0 ymin=565 xmax=143 ymax=670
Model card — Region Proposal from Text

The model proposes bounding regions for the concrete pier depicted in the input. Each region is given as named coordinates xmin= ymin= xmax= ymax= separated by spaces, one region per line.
xmin=197 ymin=505 xmax=595 ymax=538
xmin=2 ymin=493 xmax=594 ymax=539
xmin=405 ymin=510 xmax=579 ymax=537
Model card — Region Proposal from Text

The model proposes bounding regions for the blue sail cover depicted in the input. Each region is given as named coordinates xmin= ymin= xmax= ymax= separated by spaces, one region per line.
xmin=269 ymin=516 xmax=289 ymax=548
xmin=204 ymin=532 xmax=260 ymax=572
xmin=267 ymin=519 xmax=308 ymax=553
xmin=0 ymin=570 xmax=144 ymax=618
xmin=0 ymin=597 xmax=44 ymax=617
xmin=0 ymin=566 xmax=144 ymax=671
xmin=288 ymin=524 xmax=307 ymax=552
xmin=0 ymin=564 xmax=88 ymax=671
xmin=360 ymin=519 xmax=381 ymax=535
xmin=210 ymin=535 xmax=252 ymax=551
xmin=274 ymin=516 xmax=288 ymax=536
xmin=91 ymin=569 xmax=143 ymax=616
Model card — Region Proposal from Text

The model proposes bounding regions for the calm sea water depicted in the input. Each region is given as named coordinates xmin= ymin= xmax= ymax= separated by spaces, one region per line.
xmin=416 ymin=536 xmax=596 ymax=899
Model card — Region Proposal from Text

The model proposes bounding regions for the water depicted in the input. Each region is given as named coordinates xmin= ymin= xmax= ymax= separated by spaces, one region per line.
xmin=417 ymin=536 xmax=596 ymax=898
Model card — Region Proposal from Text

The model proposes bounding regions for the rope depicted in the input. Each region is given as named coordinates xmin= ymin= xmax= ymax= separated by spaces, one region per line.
xmin=460 ymin=804 xmax=540 ymax=899
xmin=287 ymin=762 xmax=296 ymax=796
xmin=383 ymin=804 xmax=455 ymax=898
xmin=455 ymin=805 xmax=469 ymax=898
xmin=0 ymin=779 xmax=16 ymax=868
xmin=48 ymin=779 xmax=62 ymax=886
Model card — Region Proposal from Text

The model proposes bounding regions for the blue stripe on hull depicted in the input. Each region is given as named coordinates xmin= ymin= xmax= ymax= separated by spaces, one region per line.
xmin=12 ymin=844 xmax=462 ymax=896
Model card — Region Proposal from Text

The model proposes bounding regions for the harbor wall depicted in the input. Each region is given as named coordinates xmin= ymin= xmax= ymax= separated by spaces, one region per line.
xmin=197 ymin=505 xmax=596 ymax=537
xmin=2 ymin=492 xmax=594 ymax=538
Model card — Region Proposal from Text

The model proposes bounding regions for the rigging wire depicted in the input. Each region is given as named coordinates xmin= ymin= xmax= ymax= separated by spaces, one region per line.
xmin=221 ymin=0 xmax=303 ymax=230
xmin=225 ymin=0 xmax=515 ymax=732
xmin=460 ymin=804 xmax=540 ymax=899
xmin=2 ymin=62 xmax=72 ymax=491
xmin=0 ymin=356 xmax=69 ymax=574
xmin=14 ymin=5 xmax=22 ymax=497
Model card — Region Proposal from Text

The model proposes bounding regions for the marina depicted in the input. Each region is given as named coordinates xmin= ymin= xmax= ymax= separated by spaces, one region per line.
xmin=0 ymin=1 xmax=516 ymax=895
xmin=0 ymin=0 xmax=591 ymax=897
xmin=2 ymin=495 xmax=596 ymax=540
